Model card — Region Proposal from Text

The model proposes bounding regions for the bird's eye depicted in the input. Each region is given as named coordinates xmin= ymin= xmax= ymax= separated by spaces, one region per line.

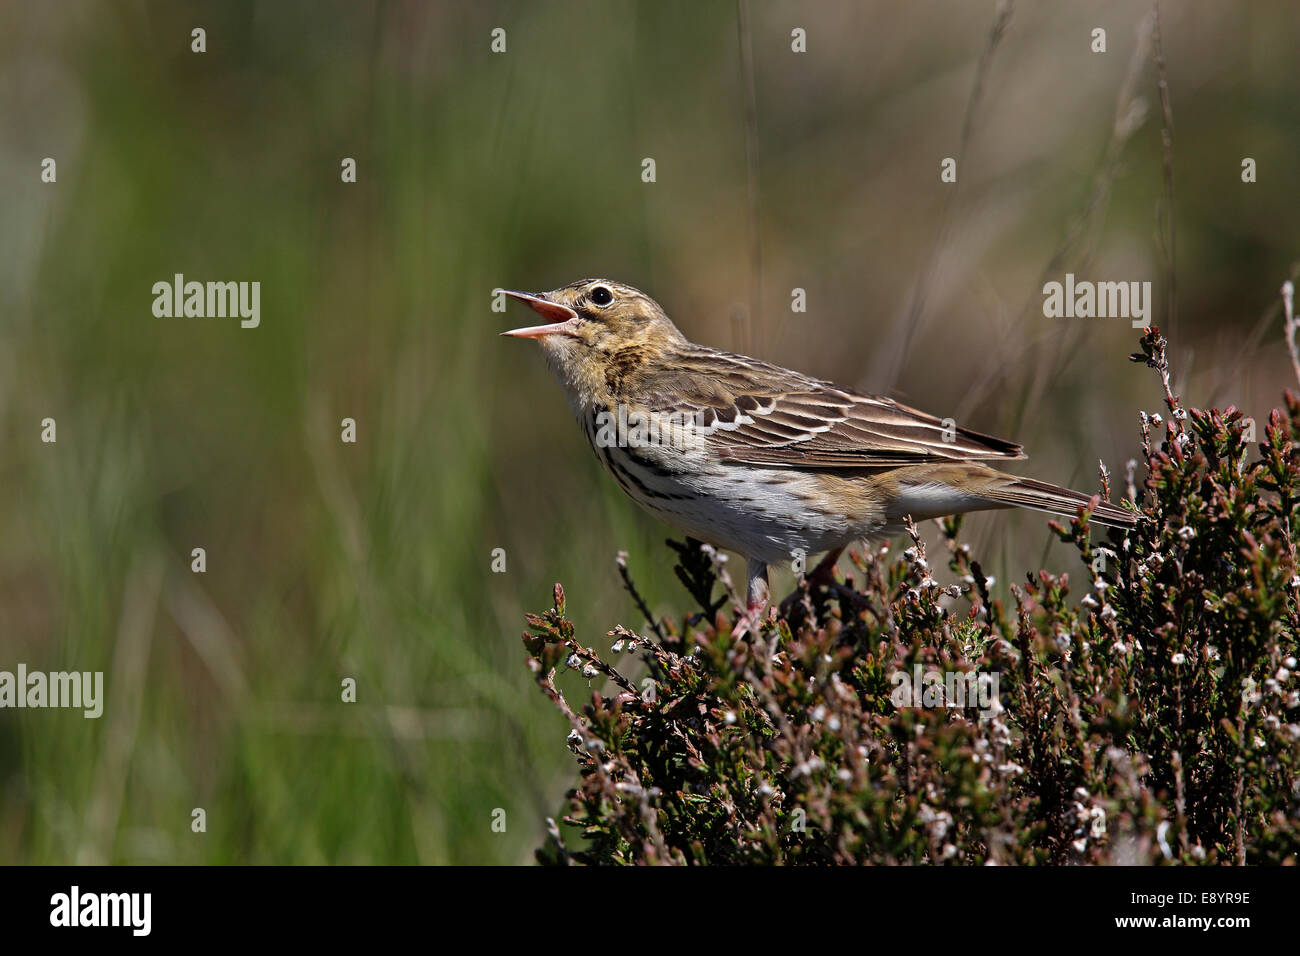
xmin=589 ymin=286 xmax=613 ymax=306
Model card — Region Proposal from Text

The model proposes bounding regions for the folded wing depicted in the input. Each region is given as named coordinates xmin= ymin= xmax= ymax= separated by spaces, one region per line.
xmin=643 ymin=347 xmax=1025 ymax=470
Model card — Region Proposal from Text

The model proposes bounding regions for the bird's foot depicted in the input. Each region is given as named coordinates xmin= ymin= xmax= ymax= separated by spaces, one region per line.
xmin=778 ymin=547 xmax=844 ymax=620
xmin=733 ymin=558 xmax=772 ymax=638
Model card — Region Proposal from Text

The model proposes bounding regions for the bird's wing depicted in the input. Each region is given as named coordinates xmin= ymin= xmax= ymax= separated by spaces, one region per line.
xmin=641 ymin=347 xmax=1025 ymax=469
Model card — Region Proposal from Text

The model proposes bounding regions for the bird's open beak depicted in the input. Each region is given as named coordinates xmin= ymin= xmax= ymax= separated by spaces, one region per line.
xmin=499 ymin=290 xmax=582 ymax=338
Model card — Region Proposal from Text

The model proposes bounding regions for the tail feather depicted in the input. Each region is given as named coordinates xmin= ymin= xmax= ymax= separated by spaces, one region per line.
xmin=980 ymin=475 xmax=1139 ymax=529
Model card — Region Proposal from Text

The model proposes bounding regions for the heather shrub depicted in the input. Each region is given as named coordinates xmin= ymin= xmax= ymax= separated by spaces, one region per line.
xmin=523 ymin=329 xmax=1299 ymax=865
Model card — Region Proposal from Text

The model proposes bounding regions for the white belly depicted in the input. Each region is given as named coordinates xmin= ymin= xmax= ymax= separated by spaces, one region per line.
xmin=593 ymin=436 xmax=881 ymax=565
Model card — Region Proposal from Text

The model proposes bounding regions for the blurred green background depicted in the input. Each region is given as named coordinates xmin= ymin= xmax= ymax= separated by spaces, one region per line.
xmin=1 ymin=0 xmax=1298 ymax=864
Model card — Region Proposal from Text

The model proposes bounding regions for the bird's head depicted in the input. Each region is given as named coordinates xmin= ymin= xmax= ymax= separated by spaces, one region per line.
xmin=500 ymin=279 xmax=686 ymax=403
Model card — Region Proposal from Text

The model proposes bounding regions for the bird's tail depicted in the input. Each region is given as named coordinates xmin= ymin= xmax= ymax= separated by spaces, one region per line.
xmin=978 ymin=473 xmax=1139 ymax=529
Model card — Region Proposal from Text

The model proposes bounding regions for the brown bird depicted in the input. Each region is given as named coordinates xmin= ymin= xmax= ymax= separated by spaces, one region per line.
xmin=502 ymin=279 xmax=1136 ymax=629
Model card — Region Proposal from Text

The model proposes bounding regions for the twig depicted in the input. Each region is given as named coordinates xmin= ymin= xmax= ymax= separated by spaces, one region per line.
xmin=1131 ymin=328 xmax=1180 ymax=417
xmin=616 ymin=550 xmax=666 ymax=642
xmin=1203 ymin=262 xmax=1300 ymax=405
xmin=874 ymin=0 xmax=1013 ymax=390
xmin=79 ymin=551 xmax=165 ymax=865
xmin=736 ymin=0 xmax=763 ymax=357
xmin=957 ymin=8 xmax=1155 ymax=422
xmin=1282 ymin=280 xmax=1300 ymax=388
xmin=544 ymin=817 xmax=572 ymax=865
xmin=1153 ymin=2 xmax=1177 ymax=336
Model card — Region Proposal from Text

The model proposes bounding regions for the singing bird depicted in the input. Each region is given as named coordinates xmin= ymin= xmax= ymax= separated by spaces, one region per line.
xmin=502 ymin=279 xmax=1136 ymax=626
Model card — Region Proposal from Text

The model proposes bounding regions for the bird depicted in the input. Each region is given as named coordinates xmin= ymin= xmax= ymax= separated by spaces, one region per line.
xmin=501 ymin=278 xmax=1137 ymax=630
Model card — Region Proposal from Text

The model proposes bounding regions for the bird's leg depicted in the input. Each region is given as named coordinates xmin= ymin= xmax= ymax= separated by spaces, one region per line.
xmin=746 ymin=558 xmax=770 ymax=611
xmin=733 ymin=559 xmax=769 ymax=637
xmin=778 ymin=546 xmax=845 ymax=619
xmin=806 ymin=546 xmax=844 ymax=588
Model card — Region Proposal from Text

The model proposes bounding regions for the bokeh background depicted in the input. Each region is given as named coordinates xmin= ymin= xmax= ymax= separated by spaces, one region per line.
xmin=1 ymin=0 xmax=1298 ymax=864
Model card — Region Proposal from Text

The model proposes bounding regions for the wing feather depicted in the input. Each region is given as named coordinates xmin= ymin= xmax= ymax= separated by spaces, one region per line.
xmin=639 ymin=346 xmax=1025 ymax=469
